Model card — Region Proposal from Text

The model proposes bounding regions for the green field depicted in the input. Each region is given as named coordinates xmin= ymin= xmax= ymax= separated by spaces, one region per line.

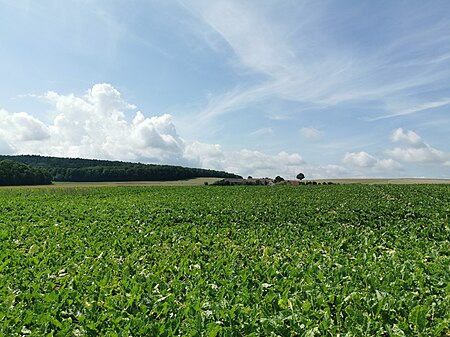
xmin=0 ymin=185 xmax=449 ymax=336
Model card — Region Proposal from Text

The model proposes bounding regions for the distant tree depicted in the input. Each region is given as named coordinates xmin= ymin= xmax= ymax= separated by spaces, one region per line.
xmin=247 ymin=176 xmax=253 ymax=179
xmin=274 ymin=176 xmax=285 ymax=183
xmin=296 ymin=173 xmax=305 ymax=180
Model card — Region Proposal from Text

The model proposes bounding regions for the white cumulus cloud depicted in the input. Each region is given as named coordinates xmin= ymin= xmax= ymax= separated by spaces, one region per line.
xmin=304 ymin=164 xmax=349 ymax=179
xmin=0 ymin=84 xmax=184 ymax=163
xmin=0 ymin=109 xmax=50 ymax=142
xmin=184 ymin=141 xmax=225 ymax=169
xmin=387 ymin=128 xmax=450 ymax=164
xmin=390 ymin=128 xmax=424 ymax=147
xmin=225 ymin=150 xmax=304 ymax=178
xmin=185 ymin=141 xmax=305 ymax=178
xmin=343 ymin=151 xmax=377 ymax=168
xmin=386 ymin=147 xmax=449 ymax=164
xmin=343 ymin=151 xmax=402 ymax=176
xmin=340 ymin=128 xmax=450 ymax=177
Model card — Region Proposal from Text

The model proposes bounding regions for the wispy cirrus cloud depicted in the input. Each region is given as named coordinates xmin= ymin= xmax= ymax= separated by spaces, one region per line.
xmin=249 ymin=127 xmax=274 ymax=137
xmin=368 ymin=97 xmax=450 ymax=121
xmin=300 ymin=127 xmax=323 ymax=141
xmin=185 ymin=1 xmax=450 ymax=122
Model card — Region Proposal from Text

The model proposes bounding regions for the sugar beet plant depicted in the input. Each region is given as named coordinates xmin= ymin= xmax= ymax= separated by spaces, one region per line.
xmin=0 ymin=185 xmax=449 ymax=336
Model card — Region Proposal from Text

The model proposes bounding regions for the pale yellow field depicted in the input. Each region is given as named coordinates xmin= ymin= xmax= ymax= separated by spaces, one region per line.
xmin=0 ymin=177 xmax=223 ymax=189
xmin=2 ymin=177 xmax=450 ymax=189
xmin=312 ymin=178 xmax=450 ymax=184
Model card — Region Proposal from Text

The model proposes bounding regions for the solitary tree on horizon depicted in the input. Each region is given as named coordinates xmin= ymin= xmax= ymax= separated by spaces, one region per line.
xmin=296 ymin=173 xmax=305 ymax=180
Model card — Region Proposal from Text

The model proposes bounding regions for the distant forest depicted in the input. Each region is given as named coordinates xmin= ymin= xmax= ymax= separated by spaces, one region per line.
xmin=0 ymin=155 xmax=241 ymax=183
xmin=0 ymin=160 xmax=52 ymax=186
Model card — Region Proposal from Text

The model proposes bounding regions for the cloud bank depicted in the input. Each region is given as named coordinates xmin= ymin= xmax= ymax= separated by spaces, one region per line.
xmin=387 ymin=128 xmax=450 ymax=165
xmin=341 ymin=128 xmax=450 ymax=176
xmin=2 ymin=84 xmax=448 ymax=179
xmin=1 ymin=84 xmax=185 ymax=163
xmin=0 ymin=84 xmax=307 ymax=178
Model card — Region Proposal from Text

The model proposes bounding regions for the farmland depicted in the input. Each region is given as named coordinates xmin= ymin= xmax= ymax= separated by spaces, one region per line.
xmin=0 ymin=185 xmax=449 ymax=336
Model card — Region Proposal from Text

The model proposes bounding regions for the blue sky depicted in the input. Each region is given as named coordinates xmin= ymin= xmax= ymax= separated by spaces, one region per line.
xmin=1 ymin=0 xmax=449 ymax=179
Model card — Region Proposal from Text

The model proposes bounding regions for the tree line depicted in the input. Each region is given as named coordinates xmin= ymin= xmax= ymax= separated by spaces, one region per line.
xmin=0 ymin=155 xmax=242 ymax=183
xmin=0 ymin=160 xmax=52 ymax=186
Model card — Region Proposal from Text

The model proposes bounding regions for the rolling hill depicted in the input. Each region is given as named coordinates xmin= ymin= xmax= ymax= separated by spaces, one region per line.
xmin=0 ymin=155 xmax=241 ymax=183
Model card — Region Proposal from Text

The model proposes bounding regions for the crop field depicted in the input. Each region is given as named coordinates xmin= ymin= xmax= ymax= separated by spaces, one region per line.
xmin=0 ymin=185 xmax=449 ymax=336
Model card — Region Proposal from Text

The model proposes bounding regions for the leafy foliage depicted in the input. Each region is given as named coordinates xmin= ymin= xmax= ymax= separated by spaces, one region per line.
xmin=0 ymin=160 xmax=52 ymax=186
xmin=0 ymin=185 xmax=449 ymax=336
xmin=0 ymin=155 xmax=242 ymax=182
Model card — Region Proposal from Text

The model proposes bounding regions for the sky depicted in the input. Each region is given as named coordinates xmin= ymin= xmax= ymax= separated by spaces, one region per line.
xmin=1 ymin=0 xmax=450 ymax=179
